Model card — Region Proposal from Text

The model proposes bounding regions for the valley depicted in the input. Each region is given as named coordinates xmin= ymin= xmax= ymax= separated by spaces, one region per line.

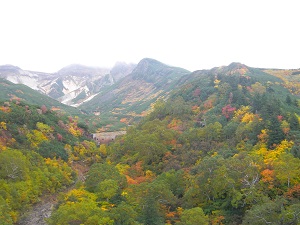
xmin=2 ymin=59 xmax=300 ymax=224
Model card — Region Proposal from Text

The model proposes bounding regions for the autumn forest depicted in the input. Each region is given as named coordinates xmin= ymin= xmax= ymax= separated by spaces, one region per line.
xmin=2 ymin=62 xmax=300 ymax=224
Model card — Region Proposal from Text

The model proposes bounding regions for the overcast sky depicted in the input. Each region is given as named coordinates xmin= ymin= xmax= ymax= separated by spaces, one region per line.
xmin=0 ymin=0 xmax=299 ymax=73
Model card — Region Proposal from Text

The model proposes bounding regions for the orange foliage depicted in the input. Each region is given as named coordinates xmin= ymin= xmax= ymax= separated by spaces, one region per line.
xmin=167 ymin=118 xmax=183 ymax=132
xmin=0 ymin=106 xmax=11 ymax=113
xmin=281 ymin=120 xmax=290 ymax=135
xmin=192 ymin=105 xmax=200 ymax=113
xmin=120 ymin=118 xmax=128 ymax=123
xmin=51 ymin=107 xmax=61 ymax=111
xmin=163 ymin=151 xmax=176 ymax=161
xmin=257 ymin=129 xmax=268 ymax=143
xmin=261 ymin=169 xmax=274 ymax=183
xmin=125 ymin=175 xmax=138 ymax=185
xmin=125 ymin=161 xmax=156 ymax=185
xmin=204 ymin=100 xmax=213 ymax=109
xmin=286 ymin=184 xmax=300 ymax=199
xmin=162 ymin=205 xmax=180 ymax=224
xmin=211 ymin=215 xmax=225 ymax=225
xmin=170 ymin=139 xmax=177 ymax=146
xmin=125 ymin=175 xmax=148 ymax=185
xmin=261 ymin=169 xmax=275 ymax=189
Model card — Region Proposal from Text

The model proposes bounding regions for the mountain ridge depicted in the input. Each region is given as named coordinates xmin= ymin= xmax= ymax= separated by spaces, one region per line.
xmin=79 ymin=58 xmax=191 ymax=127
xmin=0 ymin=62 xmax=136 ymax=107
xmin=2 ymin=59 xmax=300 ymax=131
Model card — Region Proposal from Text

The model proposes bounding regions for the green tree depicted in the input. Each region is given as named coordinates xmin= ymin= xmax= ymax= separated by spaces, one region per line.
xmin=0 ymin=150 xmax=29 ymax=181
xmin=286 ymin=95 xmax=292 ymax=105
xmin=289 ymin=113 xmax=299 ymax=130
xmin=0 ymin=196 xmax=13 ymax=225
xmin=110 ymin=201 xmax=140 ymax=225
xmin=176 ymin=207 xmax=209 ymax=225
xmin=48 ymin=189 xmax=114 ymax=225
xmin=155 ymin=170 xmax=186 ymax=198
xmin=96 ymin=179 xmax=119 ymax=201
xmin=85 ymin=163 xmax=127 ymax=193
xmin=242 ymin=197 xmax=300 ymax=225
xmin=267 ymin=116 xmax=285 ymax=148
xmin=48 ymin=199 xmax=113 ymax=225
xmin=274 ymin=153 xmax=300 ymax=188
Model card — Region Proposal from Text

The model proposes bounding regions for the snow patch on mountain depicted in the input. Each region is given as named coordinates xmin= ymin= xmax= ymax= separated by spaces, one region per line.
xmin=0 ymin=62 xmax=136 ymax=107
xmin=71 ymin=93 xmax=98 ymax=107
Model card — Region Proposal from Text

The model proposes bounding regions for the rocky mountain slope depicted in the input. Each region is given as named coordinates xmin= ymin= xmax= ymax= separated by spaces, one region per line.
xmin=79 ymin=58 xmax=190 ymax=120
xmin=0 ymin=78 xmax=82 ymax=115
xmin=2 ymin=58 xmax=300 ymax=131
xmin=0 ymin=62 xmax=135 ymax=107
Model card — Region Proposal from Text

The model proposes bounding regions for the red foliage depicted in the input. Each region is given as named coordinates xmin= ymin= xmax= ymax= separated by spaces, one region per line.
xmin=57 ymin=133 xmax=63 ymax=142
xmin=41 ymin=105 xmax=48 ymax=114
xmin=58 ymin=120 xmax=66 ymax=129
xmin=222 ymin=104 xmax=236 ymax=119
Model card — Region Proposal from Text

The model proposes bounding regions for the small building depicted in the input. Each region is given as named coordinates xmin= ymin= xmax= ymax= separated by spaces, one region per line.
xmin=93 ymin=111 xmax=101 ymax=116
xmin=92 ymin=131 xmax=126 ymax=145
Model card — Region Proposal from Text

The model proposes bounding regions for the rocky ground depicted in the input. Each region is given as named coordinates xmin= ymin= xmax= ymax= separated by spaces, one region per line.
xmin=16 ymin=195 xmax=56 ymax=225
xmin=17 ymin=162 xmax=88 ymax=225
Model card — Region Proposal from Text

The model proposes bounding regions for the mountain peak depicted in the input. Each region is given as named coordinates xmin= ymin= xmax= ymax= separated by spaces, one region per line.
xmin=131 ymin=58 xmax=189 ymax=81
xmin=57 ymin=64 xmax=110 ymax=77
xmin=110 ymin=62 xmax=136 ymax=82
xmin=227 ymin=62 xmax=248 ymax=69
xmin=211 ymin=62 xmax=249 ymax=76
xmin=0 ymin=64 xmax=21 ymax=72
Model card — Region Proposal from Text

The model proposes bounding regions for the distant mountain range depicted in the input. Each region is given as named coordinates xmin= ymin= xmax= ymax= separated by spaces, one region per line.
xmin=0 ymin=62 xmax=135 ymax=107
xmin=1 ymin=58 xmax=300 ymax=129
xmin=79 ymin=58 xmax=190 ymax=117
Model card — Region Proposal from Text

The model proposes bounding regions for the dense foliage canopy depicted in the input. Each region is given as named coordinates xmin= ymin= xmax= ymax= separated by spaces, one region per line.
xmin=3 ymin=64 xmax=300 ymax=224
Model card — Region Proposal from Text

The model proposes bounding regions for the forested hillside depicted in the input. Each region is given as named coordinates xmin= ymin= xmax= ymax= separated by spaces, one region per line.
xmin=46 ymin=63 xmax=300 ymax=224
xmin=79 ymin=58 xmax=190 ymax=130
xmin=0 ymin=100 xmax=105 ymax=224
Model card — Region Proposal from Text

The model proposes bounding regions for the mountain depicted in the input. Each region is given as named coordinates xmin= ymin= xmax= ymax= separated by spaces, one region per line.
xmin=0 ymin=64 xmax=50 ymax=91
xmin=3 ymin=59 xmax=300 ymax=132
xmin=52 ymin=60 xmax=292 ymax=130
xmin=0 ymin=62 xmax=135 ymax=107
xmin=0 ymin=78 xmax=82 ymax=115
xmin=48 ymin=60 xmax=300 ymax=224
xmin=102 ymin=62 xmax=300 ymax=224
xmin=3 ymin=59 xmax=300 ymax=224
xmin=79 ymin=58 xmax=190 ymax=127
xmin=110 ymin=61 xmax=136 ymax=82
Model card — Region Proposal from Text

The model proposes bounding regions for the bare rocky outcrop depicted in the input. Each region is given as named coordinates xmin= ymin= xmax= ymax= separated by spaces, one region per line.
xmin=17 ymin=196 xmax=55 ymax=225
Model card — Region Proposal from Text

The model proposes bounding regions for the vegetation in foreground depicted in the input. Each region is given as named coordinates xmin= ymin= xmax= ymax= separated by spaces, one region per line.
xmin=2 ymin=63 xmax=300 ymax=224
xmin=49 ymin=66 xmax=300 ymax=224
